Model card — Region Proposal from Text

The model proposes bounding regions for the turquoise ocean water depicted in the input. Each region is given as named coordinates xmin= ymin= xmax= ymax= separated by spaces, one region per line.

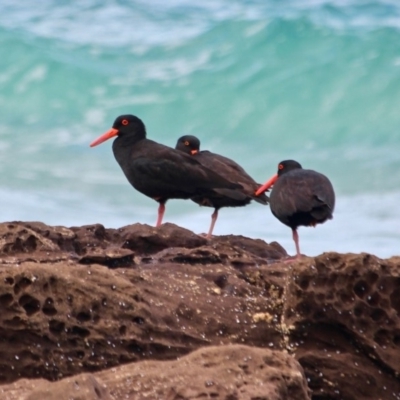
xmin=1 ymin=0 xmax=399 ymax=257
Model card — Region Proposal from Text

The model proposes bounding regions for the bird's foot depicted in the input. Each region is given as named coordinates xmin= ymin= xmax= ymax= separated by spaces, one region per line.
xmin=282 ymin=254 xmax=304 ymax=263
xmin=198 ymin=233 xmax=212 ymax=240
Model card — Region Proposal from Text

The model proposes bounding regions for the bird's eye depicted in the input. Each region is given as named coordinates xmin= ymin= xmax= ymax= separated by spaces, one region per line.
xmin=278 ymin=164 xmax=284 ymax=170
xmin=122 ymin=119 xmax=129 ymax=126
xmin=184 ymin=140 xmax=189 ymax=146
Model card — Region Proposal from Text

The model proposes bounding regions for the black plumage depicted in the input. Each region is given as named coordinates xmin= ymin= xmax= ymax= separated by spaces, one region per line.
xmin=90 ymin=115 xmax=243 ymax=227
xmin=256 ymin=160 xmax=335 ymax=259
xmin=176 ymin=135 xmax=268 ymax=237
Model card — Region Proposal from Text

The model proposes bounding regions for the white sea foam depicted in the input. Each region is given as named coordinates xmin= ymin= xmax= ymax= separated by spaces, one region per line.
xmin=1 ymin=0 xmax=400 ymax=49
xmin=0 ymin=0 xmax=399 ymax=260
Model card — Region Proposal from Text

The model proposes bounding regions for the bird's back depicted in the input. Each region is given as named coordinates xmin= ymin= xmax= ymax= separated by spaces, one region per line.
xmin=270 ymin=168 xmax=335 ymax=228
xmin=112 ymin=137 xmax=243 ymax=201
xmin=196 ymin=151 xmax=269 ymax=205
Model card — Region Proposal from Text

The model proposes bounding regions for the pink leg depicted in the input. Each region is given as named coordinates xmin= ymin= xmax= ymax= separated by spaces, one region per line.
xmin=281 ymin=229 xmax=302 ymax=263
xmin=156 ymin=203 xmax=165 ymax=227
xmin=292 ymin=228 xmax=301 ymax=258
xmin=206 ymin=209 xmax=218 ymax=239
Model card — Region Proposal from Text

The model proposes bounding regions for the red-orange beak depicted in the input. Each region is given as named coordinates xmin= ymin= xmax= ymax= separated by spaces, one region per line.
xmin=90 ymin=128 xmax=119 ymax=147
xmin=255 ymin=174 xmax=278 ymax=196
xmin=190 ymin=149 xmax=198 ymax=155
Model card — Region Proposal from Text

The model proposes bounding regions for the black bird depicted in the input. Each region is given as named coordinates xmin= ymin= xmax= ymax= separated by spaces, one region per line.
xmin=175 ymin=135 xmax=268 ymax=238
xmin=90 ymin=115 xmax=243 ymax=227
xmin=256 ymin=160 xmax=335 ymax=259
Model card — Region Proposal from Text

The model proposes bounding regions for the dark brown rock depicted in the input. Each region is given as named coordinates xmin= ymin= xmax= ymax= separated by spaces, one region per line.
xmin=1 ymin=373 xmax=111 ymax=400
xmin=283 ymin=253 xmax=400 ymax=399
xmin=119 ymin=222 xmax=209 ymax=255
xmin=0 ymin=259 xmax=283 ymax=383
xmin=0 ymin=345 xmax=310 ymax=400
xmin=0 ymin=221 xmax=399 ymax=400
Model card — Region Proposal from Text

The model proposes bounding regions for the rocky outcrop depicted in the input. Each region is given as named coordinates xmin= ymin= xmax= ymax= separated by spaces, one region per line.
xmin=2 ymin=345 xmax=310 ymax=400
xmin=0 ymin=221 xmax=399 ymax=399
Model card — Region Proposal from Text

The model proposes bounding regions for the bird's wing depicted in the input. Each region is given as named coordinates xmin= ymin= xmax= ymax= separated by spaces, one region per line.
xmin=200 ymin=151 xmax=253 ymax=179
xmin=274 ymin=171 xmax=334 ymax=215
xmin=197 ymin=151 xmax=268 ymax=204
xmin=130 ymin=145 xmax=242 ymax=191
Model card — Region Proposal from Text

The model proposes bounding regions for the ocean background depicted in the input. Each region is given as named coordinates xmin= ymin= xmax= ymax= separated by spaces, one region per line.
xmin=1 ymin=0 xmax=399 ymax=258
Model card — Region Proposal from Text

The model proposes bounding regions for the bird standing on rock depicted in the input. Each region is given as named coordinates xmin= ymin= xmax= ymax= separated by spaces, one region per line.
xmin=255 ymin=160 xmax=335 ymax=260
xmin=90 ymin=115 xmax=243 ymax=227
xmin=175 ymin=135 xmax=269 ymax=238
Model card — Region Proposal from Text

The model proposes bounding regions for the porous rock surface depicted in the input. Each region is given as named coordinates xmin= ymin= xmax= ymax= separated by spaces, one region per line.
xmin=2 ymin=345 xmax=310 ymax=400
xmin=0 ymin=221 xmax=399 ymax=399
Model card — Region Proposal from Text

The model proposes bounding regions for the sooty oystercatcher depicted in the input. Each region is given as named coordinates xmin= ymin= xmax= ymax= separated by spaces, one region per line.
xmin=256 ymin=160 xmax=335 ymax=259
xmin=176 ymin=135 xmax=268 ymax=238
xmin=90 ymin=115 xmax=244 ymax=227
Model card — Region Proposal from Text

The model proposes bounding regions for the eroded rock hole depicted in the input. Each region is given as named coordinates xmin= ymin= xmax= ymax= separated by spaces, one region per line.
xmin=133 ymin=294 xmax=143 ymax=303
xmin=354 ymin=303 xmax=368 ymax=317
xmin=0 ymin=293 xmax=13 ymax=307
xmin=42 ymin=297 xmax=57 ymax=316
xmin=353 ymin=280 xmax=370 ymax=299
xmin=126 ymin=340 xmax=144 ymax=354
xmin=20 ymin=234 xmax=38 ymax=252
xmin=132 ymin=316 xmax=145 ymax=325
xmin=76 ymin=350 xmax=85 ymax=359
xmin=295 ymin=300 xmax=313 ymax=316
xmin=49 ymin=320 xmax=65 ymax=335
xmin=13 ymin=277 xmax=32 ymax=295
xmin=119 ymin=325 xmax=127 ymax=335
xmin=338 ymin=290 xmax=354 ymax=304
xmin=366 ymin=292 xmax=381 ymax=307
xmin=393 ymin=332 xmax=400 ymax=347
xmin=66 ymin=350 xmax=86 ymax=360
xmin=298 ymin=277 xmax=310 ymax=290
xmin=214 ymin=274 xmax=228 ymax=289
xmin=76 ymin=311 xmax=91 ymax=322
xmin=374 ymin=329 xmax=391 ymax=346
xmin=68 ymin=338 xmax=78 ymax=347
xmin=70 ymin=325 xmax=90 ymax=338
xmin=370 ymin=308 xmax=387 ymax=322
xmin=19 ymin=294 xmax=40 ymax=316
xmin=4 ymin=277 xmax=14 ymax=285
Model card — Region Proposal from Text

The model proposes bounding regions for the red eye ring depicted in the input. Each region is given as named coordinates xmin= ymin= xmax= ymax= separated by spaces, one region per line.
xmin=278 ymin=164 xmax=284 ymax=170
xmin=184 ymin=140 xmax=190 ymax=146
xmin=122 ymin=119 xmax=129 ymax=126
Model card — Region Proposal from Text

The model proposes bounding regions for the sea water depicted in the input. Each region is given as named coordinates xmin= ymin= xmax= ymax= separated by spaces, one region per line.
xmin=1 ymin=0 xmax=399 ymax=257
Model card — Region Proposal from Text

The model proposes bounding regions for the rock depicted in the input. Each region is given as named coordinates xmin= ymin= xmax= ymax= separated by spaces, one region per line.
xmin=0 ymin=222 xmax=59 ymax=254
xmin=0 ymin=221 xmax=399 ymax=399
xmin=101 ymin=344 xmax=311 ymax=400
xmin=1 ymin=345 xmax=310 ymax=400
xmin=1 ymin=374 xmax=111 ymax=400
xmin=119 ymin=222 xmax=209 ymax=254
xmin=283 ymin=253 xmax=400 ymax=399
